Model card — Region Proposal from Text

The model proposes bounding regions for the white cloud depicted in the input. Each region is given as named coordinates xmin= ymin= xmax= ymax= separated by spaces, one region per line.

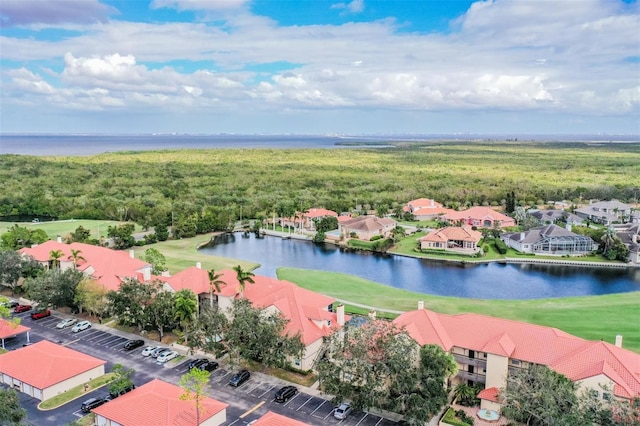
xmin=0 ymin=0 xmax=115 ymax=27
xmin=151 ymin=0 xmax=250 ymax=11
xmin=331 ymin=0 xmax=365 ymax=14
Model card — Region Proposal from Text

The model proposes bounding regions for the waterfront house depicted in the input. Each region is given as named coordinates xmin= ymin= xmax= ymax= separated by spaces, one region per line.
xmin=394 ymin=304 xmax=640 ymax=412
xmin=92 ymin=379 xmax=228 ymax=426
xmin=418 ymin=226 xmax=482 ymax=253
xmin=19 ymin=239 xmax=156 ymax=292
xmin=0 ymin=340 xmax=105 ymax=401
xmin=339 ymin=215 xmax=397 ymax=241
xmin=501 ymin=224 xmax=598 ymax=256
xmin=575 ymin=200 xmax=633 ymax=225
xmin=280 ymin=208 xmax=338 ymax=231
xmin=403 ymin=198 xmax=453 ymax=220
xmin=615 ymin=223 xmax=640 ymax=264
xmin=441 ymin=207 xmax=516 ymax=228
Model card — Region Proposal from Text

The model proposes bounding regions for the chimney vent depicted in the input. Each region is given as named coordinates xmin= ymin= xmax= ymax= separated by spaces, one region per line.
xmin=129 ymin=250 xmax=135 ymax=258
xmin=336 ymin=304 xmax=345 ymax=327
xmin=418 ymin=300 xmax=424 ymax=310
xmin=57 ymin=236 xmax=62 ymax=244
xmin=615 ymin=335 xmax=623 ymax=348
xmin=196 ymin=262 xmax=202 ymax=269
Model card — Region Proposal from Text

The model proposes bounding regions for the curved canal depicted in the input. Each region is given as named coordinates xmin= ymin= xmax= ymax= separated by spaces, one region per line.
xmin=199 ymin=233 xmax=640 ymax=300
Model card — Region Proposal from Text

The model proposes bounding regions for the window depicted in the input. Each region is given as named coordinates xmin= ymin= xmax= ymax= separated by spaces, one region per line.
xmin=327 ymin=320 xmax=332 ymax=326
xmin=590 ymin=390 xmax=599 ymax=399
xmin=511 ymin=359 xmax=521 ymax=366
xmin=294 ymin=359 xmax=301 ymax=367
xmin=603 ymin=392 xmax=611 ymax=401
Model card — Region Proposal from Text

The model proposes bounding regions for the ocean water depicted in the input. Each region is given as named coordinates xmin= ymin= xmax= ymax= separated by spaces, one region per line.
xmin=1 ymin=133 xmax=638 ymax=156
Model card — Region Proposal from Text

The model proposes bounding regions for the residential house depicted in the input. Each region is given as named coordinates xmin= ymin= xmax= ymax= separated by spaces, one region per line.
xmin=529 ymin=209 xmax=583 ymax=226
xmin=0 ymin=318 xmax=30 ymax=349
xmin=0 ymin=340 xmax=106 ymax=401
xmin=163 ymin=267 xmax=347 ymax=371
xmin=418 ymin=226 xmax=482 ymax=253
xmin=19 ymin=239 xmax=155 ymax=292
xmin=280 ymin=208 xmax=338 ymax=231
xmin=249 ymin=411 xmax=311 ymax=426
xmin=339 ymin=215 xmax=397 ymax=241
xmin=615 ymin=223 xmax=640 ymax=264
xmin=92 ymin=379 xmax=228 ymax=426
xmin=501 ymin=224 xmax=598 ymax=256
xmin=404 ymin=198 xmax=453 ymax=220
xmin=575 ymin=200 xmax=633 ymax=225
xmin=394 ymin=305 xmax=640 ymax=412
xmin=441 ymin=207 xmax=516 ymax=228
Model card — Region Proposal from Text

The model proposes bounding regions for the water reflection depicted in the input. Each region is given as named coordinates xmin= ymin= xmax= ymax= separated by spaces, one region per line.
xmin=199 ymin=233 xmax=640 ymax=300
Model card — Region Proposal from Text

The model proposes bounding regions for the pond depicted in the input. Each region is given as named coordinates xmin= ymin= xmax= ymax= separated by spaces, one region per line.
xmin=199 ymin=233 xmax=640 ymax=300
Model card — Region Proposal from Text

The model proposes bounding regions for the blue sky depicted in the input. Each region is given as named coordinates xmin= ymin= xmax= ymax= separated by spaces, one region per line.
xmin=1 ymin=0 xmax=639 ymax=135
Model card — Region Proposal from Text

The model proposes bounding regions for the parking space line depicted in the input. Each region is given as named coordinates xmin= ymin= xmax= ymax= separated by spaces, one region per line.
xmin=62 ymin=339 xmax=81 ymax=346
xmin=374 ymin=417 xmax=384 ymax=426
xmin=283 ymin=392 xmax=299 ymax=407
xmin=296 ymin=396 xmax=313 ymax=411
xmin=258 ymin=384 xmax=276 ymax=398
xmin=310 ymin=400 xmax=326 ymax=417
xmin=355 ymin=413 xmax=368 ymax=425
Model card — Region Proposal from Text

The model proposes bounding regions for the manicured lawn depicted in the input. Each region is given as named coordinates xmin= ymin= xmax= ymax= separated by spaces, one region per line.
xmin=0 ymin=220 xmax=135 ymax=240
xmin=130 ymin=234 xmax=259 ymax=274
xmin=277 ymin=267 xmax=640 ymax=353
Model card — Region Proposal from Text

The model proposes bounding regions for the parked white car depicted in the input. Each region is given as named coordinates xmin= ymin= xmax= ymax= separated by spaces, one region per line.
xmin=56 ymin=318 xmax=77 ymax=329
xmin=141 ymin=345 xmax=158 ymax=357
xmin=156 ymin=350 xmax=178 ymax=363
xmin=71 ymin=320 xmax=91 ymax=332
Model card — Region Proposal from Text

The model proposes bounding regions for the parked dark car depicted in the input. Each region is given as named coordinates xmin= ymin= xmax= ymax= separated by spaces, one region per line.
xmin=109 ymin=384 xmax=135 ymax=399
xmin=81 ymin=397 xmax=108 ymax=413
xmin=195 ymin=360 xmax=219 ymax=372
xmin=123 ymin=339 xmax=145 ymax=351
xmin=274 ymin=385 xmax=298 ymax=403
xmin=14 ymin=304 xmax=32 ymax=313
xmin=1 ymin=299 xmax=19 ymax=309
xmin=30 ymin=309 xmax=51 ymax=320
xmin=228 ymin=369 xmax=251 ymax=387
xmin=187 ymin=358 xmax=208 ymax=370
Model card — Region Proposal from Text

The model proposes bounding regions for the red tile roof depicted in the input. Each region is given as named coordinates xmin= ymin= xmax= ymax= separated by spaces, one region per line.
xmin=340 ymin=215 xmax=396 ymax=232
xmin=20 ymin=240 xmax=153 ymax=291
xmin=0 ymin=318 xmax=30 ymax=340
xmin=394 ymin=309 xmax=640 ymax=399
xmin=163 ymin=266 xmax=211 ymax=295
xmin=207 ymin=271 xmax=342 ymax=345
xmin=443 ymin=207 xmax=515 ymax=225
xmin=477 ymin=387 xmax=500 ymax=402
xmin=407 ymin=198 xmax=444 ymax=209
xmin=92 ymin=379 xmax=228 ymax=426
xmin=419 ymin=226 xmax=482 ymax=243
xmin=251 ymin=411 xmax=310 ymax=426
xmin=304 ymin=208 xmax=338 ymax=218
xmin=0 ymin=340 xmax=105 ymax=389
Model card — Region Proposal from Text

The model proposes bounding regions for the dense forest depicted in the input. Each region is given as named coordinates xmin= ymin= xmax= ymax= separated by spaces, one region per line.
xmin=1 ymin=141 xmax=638 ymax=234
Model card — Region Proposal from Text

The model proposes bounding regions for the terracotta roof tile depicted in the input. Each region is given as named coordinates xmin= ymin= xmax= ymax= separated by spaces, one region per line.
xmin=92 ymin=379 xmax=228 ymax=425
xmin=477 ymin=387 xmax=500 ymax=402
xmin=419 ymin=226 xmax=482 ymax=243
xmin=0 ymin=340 xmax=105 ymax=389
xmin=304 ymin=208 xmax=338 ymax=218
xmin=0 ymin=318 xmax=30 ymax=340
xmin=251 ymin=411 xmax=310 ymax=426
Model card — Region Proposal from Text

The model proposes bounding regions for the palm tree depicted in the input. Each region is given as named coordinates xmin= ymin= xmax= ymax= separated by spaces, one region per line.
xmin=232 ymin=265 xmax=255 ymax=296
xmin=453 ymin=383 xmax=477 ymax=406
xmin=48 ymin=250 xmax=63 ymax=269
xmin=174 ymin=290 xmax=198 ymax=344
xmin=70 ymin=248 xmax=85 ymax=268
xmin=207 ymin=269 xmax=225 ymax=309
xmin=601 ymin=226 xmax=617 ymax=254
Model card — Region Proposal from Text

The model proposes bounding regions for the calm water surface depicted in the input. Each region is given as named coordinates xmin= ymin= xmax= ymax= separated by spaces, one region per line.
xmin=200 ymin=233 xmax=640 ymax=300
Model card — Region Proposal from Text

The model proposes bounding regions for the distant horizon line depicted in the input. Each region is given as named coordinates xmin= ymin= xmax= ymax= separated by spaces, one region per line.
xmin=2 ymin=132 xmax=639 ymax=137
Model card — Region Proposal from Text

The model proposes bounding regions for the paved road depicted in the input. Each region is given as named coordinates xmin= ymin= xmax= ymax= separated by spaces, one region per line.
xmin=5 ymin=310 xmax=399 ymax=426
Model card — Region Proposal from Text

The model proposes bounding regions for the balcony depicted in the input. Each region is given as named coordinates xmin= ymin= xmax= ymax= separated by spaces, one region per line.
xmin=453 ymin=354 xmax=487 ymax=369
xmin=456 ymin=370 xmax=486 ymax=384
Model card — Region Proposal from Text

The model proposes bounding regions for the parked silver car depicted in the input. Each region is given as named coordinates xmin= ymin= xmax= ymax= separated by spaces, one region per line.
xmin=56 ymin=318 xmax=77 ymax=329
xmin=71 ymin=320 xmax=91 ymax=332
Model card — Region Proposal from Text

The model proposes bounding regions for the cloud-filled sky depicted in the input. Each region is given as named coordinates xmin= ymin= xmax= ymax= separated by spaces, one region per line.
xmin=1 ymin=0 xmax=639 ymax=135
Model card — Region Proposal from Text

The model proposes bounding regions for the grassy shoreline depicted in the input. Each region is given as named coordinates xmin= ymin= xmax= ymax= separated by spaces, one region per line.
xmin=277 ymin=267 xmax=640 ymax=353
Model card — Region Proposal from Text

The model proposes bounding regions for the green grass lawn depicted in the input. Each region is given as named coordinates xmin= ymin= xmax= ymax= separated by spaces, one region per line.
xmin=130 ymin=233 xmax=259 ymax=274
xmin=277 ymin=267 xmax=640 ymax=353
xmin=0 ymin=220 xmax=139 ymax=240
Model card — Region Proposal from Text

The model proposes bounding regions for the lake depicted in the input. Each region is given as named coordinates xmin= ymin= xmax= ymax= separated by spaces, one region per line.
xmin=199 ymin=233 xmax=640 ymax=300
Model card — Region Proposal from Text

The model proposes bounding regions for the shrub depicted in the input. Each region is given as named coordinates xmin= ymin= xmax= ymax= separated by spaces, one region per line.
xmin=370 ymin=235 xmax=384 ymax=241
xmin=494 ymin=238 xmax=508 ymax=254
xmin=442 ymin=407 xmax=473 ymax=426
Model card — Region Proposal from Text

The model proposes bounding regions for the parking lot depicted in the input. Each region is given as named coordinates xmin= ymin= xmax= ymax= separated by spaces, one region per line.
xmin=7 ymin=310 xmax=399 ymax=426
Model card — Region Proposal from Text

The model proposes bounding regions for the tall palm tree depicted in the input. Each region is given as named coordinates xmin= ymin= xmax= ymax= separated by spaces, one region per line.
xmin=174 ymin=290 xmax=198 ymax=344
xmin=232 ymin=265 xmax=255 ymax=296
xmin=207 ymin=269 xmax=225 ymax=309
xmin=70 ymin=248 xmax=85 ymax=269
xmin=601 ymin=226 xmax=617 ymax=254
xmin=48 ymin=250 xmax=63 ymax=269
